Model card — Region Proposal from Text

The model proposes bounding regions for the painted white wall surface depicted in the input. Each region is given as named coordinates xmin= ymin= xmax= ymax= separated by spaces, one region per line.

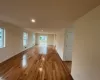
xmin=72 ymin=5 xmax=100 ymax=80
xmin=63 ymin=27 xmax=74 ymax=61
xmin=55 ymin=28 xmax=74 ymax=61
xmin=55 ymin=30 xmax=65 ymax=60
xmin=0 ymin=21 xmax=35 ymax=63
xmin=53 ymin=34 xmax=56 ymax=46
xmin=35 ymin=33 xmax=54 ymax=45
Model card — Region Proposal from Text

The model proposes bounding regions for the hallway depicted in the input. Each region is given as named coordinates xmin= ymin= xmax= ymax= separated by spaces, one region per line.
xmin=0 ymin=0 xmax=100 ymax=80
xmin=0 ymin=46 xmax=73 ymax=80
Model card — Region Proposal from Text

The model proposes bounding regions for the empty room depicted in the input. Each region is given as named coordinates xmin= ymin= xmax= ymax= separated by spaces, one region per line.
xmin=0 ymin=0 xmax=100 ymax=80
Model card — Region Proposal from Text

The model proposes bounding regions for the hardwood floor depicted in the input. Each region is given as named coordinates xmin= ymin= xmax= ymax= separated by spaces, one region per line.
xmin=0 ymin=46 xmax=73 ymax=80
xmin=63 ymin=61 xmax=72 ymax=73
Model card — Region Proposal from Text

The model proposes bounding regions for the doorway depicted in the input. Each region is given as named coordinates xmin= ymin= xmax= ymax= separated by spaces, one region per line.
xmin=39 ymin=36 xmax=48 ymax=46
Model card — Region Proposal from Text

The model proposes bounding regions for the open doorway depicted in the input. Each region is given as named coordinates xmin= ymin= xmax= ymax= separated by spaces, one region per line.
xmin=39 ymin=36 xmax=48 ymax=46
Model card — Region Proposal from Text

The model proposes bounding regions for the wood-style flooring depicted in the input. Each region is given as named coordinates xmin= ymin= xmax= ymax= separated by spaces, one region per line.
xmin=63 ymin=61 xmax=72 ymax=73
xmin=0 ymin=46 xmax=73 ymax=80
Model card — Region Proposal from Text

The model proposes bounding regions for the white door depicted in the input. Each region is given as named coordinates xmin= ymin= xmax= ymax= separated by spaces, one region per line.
xmin=64 ymin=32 xmax=74 ymax=61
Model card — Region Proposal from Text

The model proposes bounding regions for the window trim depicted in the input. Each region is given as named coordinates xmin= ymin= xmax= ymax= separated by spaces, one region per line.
xmin=0 ymin=28 xmax=5 ymax=48
xmin=23 ymin=32 xmax=28 ymax=47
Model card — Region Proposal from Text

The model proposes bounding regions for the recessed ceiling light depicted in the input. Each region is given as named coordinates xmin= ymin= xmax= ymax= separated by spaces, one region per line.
xmin=31 ymin=19 xmax=35 ymax=23
xmin=41 ymin=30 xmax=43 ymax=31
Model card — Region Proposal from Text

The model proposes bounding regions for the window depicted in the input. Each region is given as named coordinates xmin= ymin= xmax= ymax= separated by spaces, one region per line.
xmin=32 ymin=34 xmax=35 ymax=45
xmin=23 ymin=32 xmax=28 ymax=47
xmin=0 ymin=28 xmax=5 ymax=48
xmin=40 ymin=36 xmax=47 ymax=41
xmin=39 ymin=36 xmax=47 ymax=45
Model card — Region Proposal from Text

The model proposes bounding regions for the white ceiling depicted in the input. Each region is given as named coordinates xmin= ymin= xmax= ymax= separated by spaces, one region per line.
xmin=0 ymin=0 xmax=100 ymax=33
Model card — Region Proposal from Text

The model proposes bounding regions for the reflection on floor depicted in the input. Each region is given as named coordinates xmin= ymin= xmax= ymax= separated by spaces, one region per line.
xmin=0 ymin=46 xmax=73 ymax=80
xmin=38 ymin=45 xmax=48 ymax=54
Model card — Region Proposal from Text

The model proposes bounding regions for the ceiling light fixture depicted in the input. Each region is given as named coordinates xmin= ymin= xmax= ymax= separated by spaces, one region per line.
xmin=31 ymin=19 xmax=35 ymax=23
xmin=41 ymin=30 xmax=43 ymax=32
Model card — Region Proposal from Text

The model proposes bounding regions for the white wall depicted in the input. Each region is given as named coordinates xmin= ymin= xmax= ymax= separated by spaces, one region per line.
xmin=47 ymin=34 xmax=54 ymax=45
xmin=0 ymin=21 xmax=35 ymax=63
xmin=53 ymin=34 xmax=56 ymax=46
xmin=35 ymin=33 xmax=54 ymax=45
xmin=55 ymin=30 xmax=65 ymax=60
xmin=72 ymin=5 xmax=100 ymax=80
xmin=55 ymin=28 xmax=74 ymax=61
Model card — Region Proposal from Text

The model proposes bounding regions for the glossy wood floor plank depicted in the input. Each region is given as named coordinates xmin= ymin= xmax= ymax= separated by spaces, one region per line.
xmin=0 ymin=46 xmax=73 ymax=80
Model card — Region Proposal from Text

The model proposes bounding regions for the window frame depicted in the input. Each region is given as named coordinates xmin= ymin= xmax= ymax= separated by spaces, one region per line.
xmin=23 ymin=32 xmax=28 ymax=47
xmin=0 ymin=28 xmax=5 ymax=48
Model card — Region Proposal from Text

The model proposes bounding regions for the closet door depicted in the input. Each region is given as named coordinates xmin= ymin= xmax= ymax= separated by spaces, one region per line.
xmin=64 ymin=32 xmax=74 ymax=61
